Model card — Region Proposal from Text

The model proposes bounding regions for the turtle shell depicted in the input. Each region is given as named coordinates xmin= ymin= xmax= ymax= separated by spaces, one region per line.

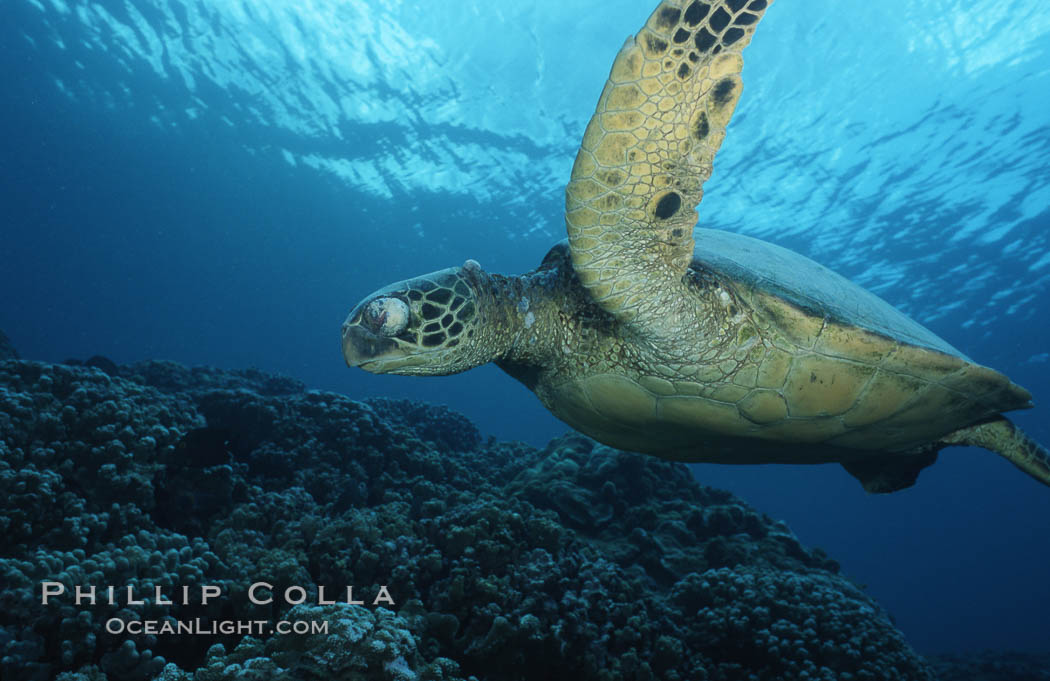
xmin=537 ymin=230 xmax=1032 ymax=465
xmin=691 ymin=229 xmax=963 ymax=358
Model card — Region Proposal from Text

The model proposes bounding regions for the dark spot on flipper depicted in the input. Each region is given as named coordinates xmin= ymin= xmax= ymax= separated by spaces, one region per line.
xmin=683 ymin=1 xmax=710 ymax=27
xmin=727 ymin=0 xmax=748 ymax=11
xmin=713 ymin=78 xmax=735 ymax=105
xmin=709 ymin=7 xmax=731 ymax=32
xmin=450 ymin=296 xmax=465 ymax=311
xmin=734 ymin=12 xmax=758 ymax=25
xmin=654 ymin=192 xmax=682 ymax=219
xmin=712 ymin=44 xmax=722 ymax=55
xmin=407 ymin=290 xmax=423 ymax=301
xmin=421 ymin=302 xmax=441 ymax=320
xmin=441 ymin=313 xmax=454 ymax=328
xmin=677 ymin=62 xmax=691 ymax=80
xmin=748 ymin=0 xmax=767 ymax=10
xmin=693 ymin=111 xmax=710 ymax=140
xmin=656 ymin=6 xmax=681 ymax=29
xmin=672 ymin=228 xmax=684 ymax=238
xmin=423 ymin=322 xmax=441 ymax=333
xmin=694 ymin=28 xmax=717 ymax=52
xmin=449 ymin=322 xmax=464 ymax=335
xmin=428 ymin=288 xmax=452 ymax=304
xmin=422 ymin=333 xmax=447 ymax=347
xmin=645 ymin=33 xmax=669 ymax=55
xmin=673 ymin=28 xmax=691 ymax=44
xmin=688 ymin=51 xmax=699 ymax=63
xmin=723 ymin=27 xmax=745 ymax=46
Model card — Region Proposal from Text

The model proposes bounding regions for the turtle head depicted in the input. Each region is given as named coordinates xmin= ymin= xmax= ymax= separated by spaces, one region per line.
xmin=342 ymin=260 xmax=490 ymax=376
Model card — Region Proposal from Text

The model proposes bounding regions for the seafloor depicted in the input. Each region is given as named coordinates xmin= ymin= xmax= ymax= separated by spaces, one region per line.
xmin=0 ymin=330 xmax=1047 ymax=680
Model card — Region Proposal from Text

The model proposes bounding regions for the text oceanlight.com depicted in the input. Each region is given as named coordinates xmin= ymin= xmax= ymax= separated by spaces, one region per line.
xmin=105 ymin=618 xmax=329 ymax=636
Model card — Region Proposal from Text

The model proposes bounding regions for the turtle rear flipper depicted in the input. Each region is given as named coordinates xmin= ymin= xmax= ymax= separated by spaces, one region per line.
xmin=943 ymin=417 xmax=1050 ymax=488
xmin=842 ymin=418 xmax=1050 ymax=493
xmin=841 ymin=450 xmax=940 ymax=494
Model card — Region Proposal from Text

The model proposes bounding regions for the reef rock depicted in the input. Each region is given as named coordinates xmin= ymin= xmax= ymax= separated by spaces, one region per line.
xmin=1 ymin=358 xmax=935 ymax=680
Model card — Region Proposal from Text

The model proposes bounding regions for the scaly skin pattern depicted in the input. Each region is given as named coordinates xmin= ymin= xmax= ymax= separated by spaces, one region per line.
xmin=502 ymin=246 xmax=1033 ymax=474
xmin=566 ymin=0 xmax=772 ymax=335
xmin=496 ymin=243 xmax=746 ymax=412
xmin=943 ymin=418 xmax=1050 ymax=488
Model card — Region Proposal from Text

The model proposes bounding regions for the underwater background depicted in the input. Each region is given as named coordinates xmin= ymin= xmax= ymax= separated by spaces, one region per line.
xmin=2 ymin=0 xmax=1049 ymax=660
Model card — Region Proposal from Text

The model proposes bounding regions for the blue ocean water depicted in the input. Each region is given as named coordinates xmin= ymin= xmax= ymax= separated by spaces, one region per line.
xmin=2 ymin=0 xmax=1048 ymax=656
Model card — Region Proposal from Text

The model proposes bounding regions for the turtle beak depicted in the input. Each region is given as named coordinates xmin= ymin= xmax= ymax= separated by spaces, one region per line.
xmin=341 ymin=311 xmax=426 ymax=374
xmin=341 ymin=319 xmax=394 ymax=370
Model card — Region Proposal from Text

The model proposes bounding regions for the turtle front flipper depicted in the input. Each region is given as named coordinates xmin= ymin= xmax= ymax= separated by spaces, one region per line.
xmin=566 ymin=0 xmax=773 ymax=331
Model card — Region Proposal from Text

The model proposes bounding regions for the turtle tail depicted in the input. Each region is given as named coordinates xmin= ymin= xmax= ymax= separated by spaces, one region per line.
xmin=942 ymin=417 xmax=1050 ymax=488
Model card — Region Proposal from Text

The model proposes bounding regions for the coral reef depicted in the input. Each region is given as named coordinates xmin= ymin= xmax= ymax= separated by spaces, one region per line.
xmin=1 ymin=351 xmax=936 ymax=680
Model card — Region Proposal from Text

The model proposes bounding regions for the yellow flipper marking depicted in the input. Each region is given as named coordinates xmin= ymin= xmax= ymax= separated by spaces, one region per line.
xmin=566 ymin=0 xmax=773 ymax=328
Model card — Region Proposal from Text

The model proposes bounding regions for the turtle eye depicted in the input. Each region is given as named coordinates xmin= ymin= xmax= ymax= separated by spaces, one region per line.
xmin=364 ymin=297 xmax=410 ymax=337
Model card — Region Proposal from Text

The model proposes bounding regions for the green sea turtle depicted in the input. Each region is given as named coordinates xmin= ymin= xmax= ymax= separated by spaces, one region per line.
xmin=341 ymin=0 xmax=1050 ymax=493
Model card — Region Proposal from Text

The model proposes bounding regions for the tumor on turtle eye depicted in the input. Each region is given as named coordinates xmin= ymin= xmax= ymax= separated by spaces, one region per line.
xmin=364 ymin=297 xmax=410 ymax=337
